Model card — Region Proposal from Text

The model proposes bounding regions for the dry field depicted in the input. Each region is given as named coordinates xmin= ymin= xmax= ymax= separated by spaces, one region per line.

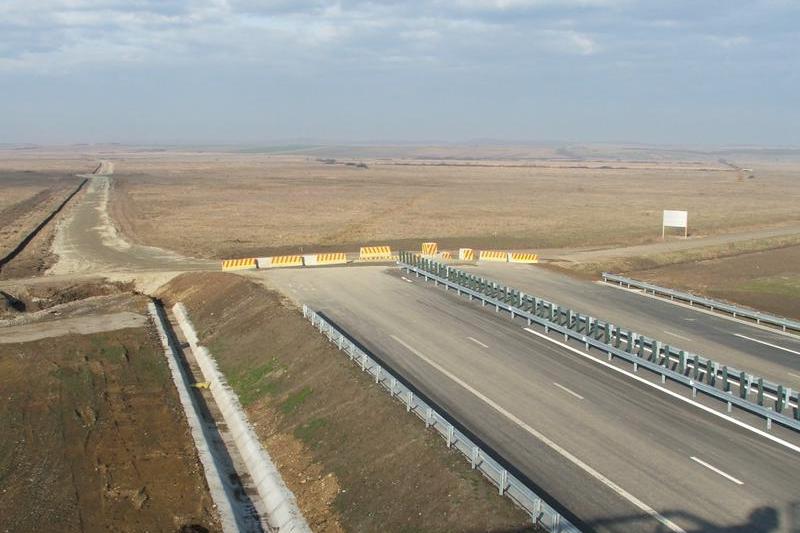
xmin=107 ymin=151 xmax=800 ymax=259
xmin=0 ymin=286 xmax=220 ymax=532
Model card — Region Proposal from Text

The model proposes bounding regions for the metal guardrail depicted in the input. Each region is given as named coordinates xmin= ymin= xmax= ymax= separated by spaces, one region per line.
xmin=398 ymin=253 xmax=800 ymax=433
xmin=601 ymin=273 xmax=800 ymax=334
xmin=302 ymin=305 xmax=579 ymax=533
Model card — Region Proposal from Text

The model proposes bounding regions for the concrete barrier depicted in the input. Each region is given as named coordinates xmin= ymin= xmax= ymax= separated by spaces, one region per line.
xmin=222 ymin=258 xmax=257 ymax=271
xmin=256 ymin=255 xmax=304 ymax=269
xmin=304 ymin=252 xmax=347 ymax=266
xmin=478 ymin=250 xmax=507 ymax=262
xmin=173 ymin=303 xmax=311 ymax=533
xmin=459 ymin=248 xmax=476 ymax=261
xmin=148 ymin=303 xmax=240 ymax=532
xmin=421 ymin=242 xmax=438 ymax=256
xmin=509 ymin=252 xmax=539 ymax=264
xmin=359 ymin=245 xmax=393 ymax=261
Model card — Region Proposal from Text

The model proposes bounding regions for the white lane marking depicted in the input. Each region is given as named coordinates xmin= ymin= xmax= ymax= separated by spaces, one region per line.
xmin=467 ymin=336 xmax=488 ymax=348
xmin=389 ymin=334 xmax=686 ymax=533
xmin=788 ymin=372 xmax=800 ymax=379
xmin=401 ymin=276 xmax=414 ymax=283
xmin=522 ymin=327 xmax=800 ymax=455
xmin=553 ymin=382 xmax=584 ymax=400
xmin=663 ymin=330 xmax=693 ymax=342
xmin=733 ymin=333 xmax=800 ymax=356
xmin=690 ymin=457 xmax=744 ymax=486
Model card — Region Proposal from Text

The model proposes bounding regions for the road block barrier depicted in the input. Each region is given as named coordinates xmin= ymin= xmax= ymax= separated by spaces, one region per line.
xmin=421 ymin=242 xmax=438 ymax=256
xmin=478 ymin=250 xmax=508 ymax=262
xmin=440 ymin=251 xmax=452 ymax=260
xmin=509 ymin=252 xmax=539 ymax=264
xmin=222 ymin=258 xmax=257 ymax=271
xmin=359 ymin=246 xmax=393 ymax=261
xmin=256 ymin=255 xmax=304 ymax=268
xmin=304 ymin=252 xmax=348 ymax=266
xmin=459 ymin=248 xmax=476 ymax=261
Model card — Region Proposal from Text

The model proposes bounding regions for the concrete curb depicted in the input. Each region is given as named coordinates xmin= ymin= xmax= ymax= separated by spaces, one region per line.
xmin=173 ymin=302 xmax=312 ymax=533
xmin=147 ymin=302 xmax=239 ymax=532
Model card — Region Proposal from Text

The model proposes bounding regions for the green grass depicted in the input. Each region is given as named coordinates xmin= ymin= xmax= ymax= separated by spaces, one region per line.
xmin=280 ymin=387 xmax=313 ymax=415
xmin=737 ymin=275 xmax=800 ymax=297
xmin=294 ymin=417 xmax=327 ymax=446
xmin=227 ymin=358 xmax=282 ymax=406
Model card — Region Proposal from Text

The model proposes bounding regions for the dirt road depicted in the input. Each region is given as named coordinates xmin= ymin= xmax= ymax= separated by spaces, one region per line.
xmin=0 ymin=311 xmax=147 ymax=343
xmin=49 ymin=176 xmax=216 ymax=274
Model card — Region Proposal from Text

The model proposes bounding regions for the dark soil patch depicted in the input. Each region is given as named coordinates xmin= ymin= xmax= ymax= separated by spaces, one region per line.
xmin=0 ymin=325 xmax=220 ymax=532
xmin=628 ymin=245 xmax=800 ymax=320
xmin=160 ymin=272 xmax=535 ymax=533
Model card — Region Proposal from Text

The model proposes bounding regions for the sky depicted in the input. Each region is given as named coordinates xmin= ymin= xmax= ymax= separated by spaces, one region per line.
xmin=1 ymin=1 xmax=798 ymax=146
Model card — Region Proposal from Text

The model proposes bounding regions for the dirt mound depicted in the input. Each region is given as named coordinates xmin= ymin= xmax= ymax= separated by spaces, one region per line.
xmin=159 ymin=272 xmax=534 ymax=533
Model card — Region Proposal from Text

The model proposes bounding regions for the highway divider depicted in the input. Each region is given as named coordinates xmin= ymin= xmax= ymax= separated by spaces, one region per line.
xmin=302 ymin=305 xmax=577 ymax=533
xmin=304 ymin=252 xmax=348 ymax=266
xmin=222 ymin=258 xmax=257 ymax=271
xmin=602 ymin=273 xmax=800 ymax=335
xmin=421 ymin=242 xmax=438 ymax=256
xmin=479 ymin=250 xmax=508 ymax=262
xmin=509 ymin=252 xmax=539 ymax=264
xmin=459 ymin=248 xmax=476 ymax=261
xmin=359 ymin=245 xmax=393 ymax=261
xmin=398 ymin=252 xmax=800 ymax=433
xmin=257 ymin=255 xmax=304 ymax=268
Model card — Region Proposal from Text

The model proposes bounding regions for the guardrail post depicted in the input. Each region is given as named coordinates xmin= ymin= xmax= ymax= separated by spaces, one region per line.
xmin=678 ymin=350 xmax=686 ymax=374
xmin=707 ymin=361 xmax=716 ymax=386
xmin=637 ymin=335 xmax=645 ymax=358
xmin=406 ymin=391 xmax=414 ymax=412
xmin=757 ymin=378 xmax=764 ymax=406
xmin=471 ymin=446 xmax=479 ymax=468
xmin=776 ymin=385 xmax=785 ymax=413
xmin=626 ymin=332 xmax=633 ymax=353
xmin=604 ymin=323 xmax=611 ymax=344
xmin=375 ymin=366 xmax=382 ymax=384
xmin=722 ymin=366 xmax=730 ymax=393
xmin=652 ymin=340 xmax=660 ymax=363
xmin=499 ymin=469 xmax=508 ymax=496
xmin=425 ymin=407 xmax=433 ymax=428
xmin=662 ymin=345 xmax=670 ymax=368
xmin=692 ymin=355 xmax=700 ymax=380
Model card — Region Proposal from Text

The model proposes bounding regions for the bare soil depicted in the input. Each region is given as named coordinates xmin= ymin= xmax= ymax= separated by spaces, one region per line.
xmin=0 ymin=279 xmax=136 ymax=321
xmin=0 ymin=171 xmax=86 ymax=279
xmin=106 ymin=153 xmax=800 ymax=259
xmin=626 ymin=244 xmax=800 ymax=321
xmin=0 ymin=297 xmax=221 ymax=532
xmin=159 ymin=272 xmax=535 ymax=533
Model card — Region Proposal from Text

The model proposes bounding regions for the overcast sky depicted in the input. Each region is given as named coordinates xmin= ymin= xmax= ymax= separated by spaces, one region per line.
xmin=1 ymin=1 xmax=798 ymax=145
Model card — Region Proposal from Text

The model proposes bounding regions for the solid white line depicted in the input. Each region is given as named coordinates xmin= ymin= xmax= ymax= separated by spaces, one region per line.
xmin=401 ymin=276 xmax=414 ymax=283
xmin=522 ymin=327 xmax=800 ymax=455
xmin=690 ymin=457 xmax=744 ymax=485
xmin=389 ymin=334 xmax=686 ymax=533
xmin=733 ymin=333 xmax=800 ymax=356
xmin=663 ymin=330 xmax=693 ymax=342
xmin=788 ymin=372 xmax=800 ymax=379
xmin=467 ymin=336 xmax=489 ymax=348
xmin=553 ymin=382 xmax=584 ymax=400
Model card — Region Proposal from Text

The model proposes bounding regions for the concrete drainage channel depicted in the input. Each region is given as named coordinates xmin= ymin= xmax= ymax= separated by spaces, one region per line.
xmin=149 ymin=300 xmax=311 ymax=533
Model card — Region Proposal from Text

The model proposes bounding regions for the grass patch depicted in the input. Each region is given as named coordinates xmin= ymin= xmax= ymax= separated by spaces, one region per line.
xmin=281 ymin=387 xmax=313 ymax=415
xmin=294 ymin=418 xmax=327 ymax=446
xmin=737 ymin=275 xmax=800 ymax=298
xmin=227 ymin=358 xmax=282 ymax=407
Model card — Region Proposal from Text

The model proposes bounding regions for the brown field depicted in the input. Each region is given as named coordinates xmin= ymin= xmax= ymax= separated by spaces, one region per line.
xmin=628 ymin=244 xmax=800 ymax=321
xmin=0 ymin=291 xmax=220 ymax=532
xmin=104 ymin=152 xmax=800 ymax=259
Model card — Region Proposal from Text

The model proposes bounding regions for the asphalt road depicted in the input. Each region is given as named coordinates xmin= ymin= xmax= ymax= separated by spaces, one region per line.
xmin=468 ymin=263 xmax=800 ymax=389
xmin=255 ymin=265 xmax=800 ymax=533
xmin=49 ymin=176 xmax=216 ymax=274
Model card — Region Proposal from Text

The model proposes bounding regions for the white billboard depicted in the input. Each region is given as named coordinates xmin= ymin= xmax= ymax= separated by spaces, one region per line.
xmin=662 ymin=210 xmax=688 ymax=238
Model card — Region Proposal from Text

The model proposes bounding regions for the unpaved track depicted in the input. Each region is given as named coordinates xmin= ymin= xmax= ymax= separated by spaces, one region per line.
xmin=538 ymin=224 xmax=800 ymax=264
xmin=0 ymin=311 xmax=147 ymax=343
xmin=49 ymin=176 xmax=216 ymax=274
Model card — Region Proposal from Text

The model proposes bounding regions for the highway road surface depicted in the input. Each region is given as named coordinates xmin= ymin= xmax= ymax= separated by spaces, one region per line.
xmin=255 ymin=265 xmax=800 ymax=533
xmin=469 ymin=263 xmax=800 ymax=389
